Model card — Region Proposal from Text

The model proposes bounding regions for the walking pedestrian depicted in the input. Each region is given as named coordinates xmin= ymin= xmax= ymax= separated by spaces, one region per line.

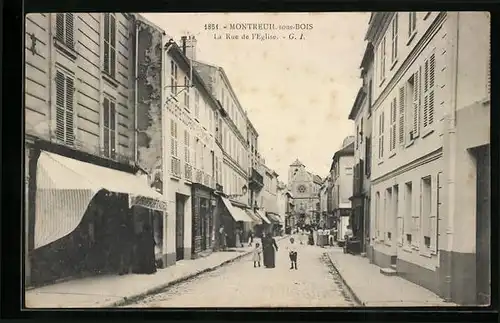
xmin=287 ymin=237 xmax=298 ymax=270
xmin=261 ymin=232 xmax=279 ymax=268
xmin=219 ymin=225 xmax=227 ymax=251
xmin=248 ymin=230 xmax=254 ymax=247
xmin=252 ymin=242 xmax=262 ymax=268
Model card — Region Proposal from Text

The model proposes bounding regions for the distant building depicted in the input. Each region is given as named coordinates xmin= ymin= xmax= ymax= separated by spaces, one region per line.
xmin=287 ymin=159 xmax=322 ymax=228
xmin=329 ymin=137 xmax=355 ymax=242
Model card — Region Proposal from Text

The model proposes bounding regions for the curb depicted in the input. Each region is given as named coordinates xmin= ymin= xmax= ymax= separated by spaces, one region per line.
xmin=324 ymin=252 xmax=364 ymax=307
xmin=107 ymin=235 xmax=290 ymax=307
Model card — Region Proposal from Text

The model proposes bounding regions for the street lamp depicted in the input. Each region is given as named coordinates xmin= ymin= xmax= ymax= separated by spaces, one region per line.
xmin=228 ymin=184 xmax=248 ymax=200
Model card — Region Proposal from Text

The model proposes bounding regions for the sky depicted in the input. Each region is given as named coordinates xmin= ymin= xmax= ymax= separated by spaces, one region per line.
xmin=141 ymin=12 xmax=370 ymax=182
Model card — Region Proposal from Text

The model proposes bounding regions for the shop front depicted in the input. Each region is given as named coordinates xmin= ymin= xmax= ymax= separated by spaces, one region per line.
xmin=219 ymin=196 xmax=256 ymax=248
xmin=27 ymin=148 xmax=167 ymax=287
xmin=191 ymin=183 xmax=215 ymax=258
xmin=253 ymin=208 xmax=271 ymax=237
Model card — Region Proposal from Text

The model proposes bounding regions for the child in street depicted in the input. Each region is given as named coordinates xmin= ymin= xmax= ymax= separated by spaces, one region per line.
xmin=252 ymin=242 xmax=262 ymax=268
xmin=287 ymin=237 xmax=298 ymax=270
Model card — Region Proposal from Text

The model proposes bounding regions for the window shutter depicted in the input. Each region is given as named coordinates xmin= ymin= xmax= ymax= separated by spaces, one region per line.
xmin=392 ymin=97 xmax=396 ymax=151
xmin=170 ymin=120 xmax=175 ymax=156
xmin=55 ymin=71 xmax=65 ymax=142
xmin=56 ymin=14 xmax=65 ymax=42
xmin=104 ymin=14 xmax=110 ymax=74
xmin=398 ymin=86 xmax=405 ymax=144
xmin=423 ymin=60 xmax=429 ymax=128
xmin=65 ymin=77 xmax=74 ymax=145
xmin=103 ymin=98 xmax=110 ymax=156
xmin=412 ymin=69 xmax=420 ymax=137
xmin=428 ymin=54 xmax=435 ymax=125
xmin=110 ymin=14 xmax=116 ymax=77
xmin=65 ymin=13 xmax=74 ymax=49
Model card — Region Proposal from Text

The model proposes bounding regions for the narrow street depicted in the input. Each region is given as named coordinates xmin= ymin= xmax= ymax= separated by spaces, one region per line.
xmin=123 ymin=238 xmax=357 ymax=308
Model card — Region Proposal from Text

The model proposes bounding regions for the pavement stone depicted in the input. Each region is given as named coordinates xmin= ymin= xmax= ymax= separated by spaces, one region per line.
xmin=25 ymin=236 xmax=288 ymax=308
xmin=326 ymin=247 xmax=458 ymax=307
xmin=125 ymin=237 xmax=356 ymax=307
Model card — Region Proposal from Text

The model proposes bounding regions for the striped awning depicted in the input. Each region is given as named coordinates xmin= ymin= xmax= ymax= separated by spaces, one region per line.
xmin=34 ymin=151 xmax=167 ymax=249
xmin=254 ymin=209 xmax=271 ymax=224
xmin=220 ymin=197 xmax=254 ymax=222
xmin=266 ymin=213 xmax=282 ymax=224
xmin=244 ymin=209 xmax=262 ymax=224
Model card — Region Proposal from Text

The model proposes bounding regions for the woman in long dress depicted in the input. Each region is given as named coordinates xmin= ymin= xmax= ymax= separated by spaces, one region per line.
xmin=261 ymin=232 xmax=279 ymax=268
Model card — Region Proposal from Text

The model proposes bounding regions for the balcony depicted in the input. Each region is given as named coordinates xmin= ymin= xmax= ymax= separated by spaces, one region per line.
xmin=248 ymin=167 xmax=264 ymax=190
xmin=195 ymin=169 xmax=203 ymax=183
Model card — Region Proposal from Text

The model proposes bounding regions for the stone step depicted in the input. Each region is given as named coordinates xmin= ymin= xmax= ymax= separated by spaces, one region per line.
xmin=380 ymin=267 xmax=398 ymax=276
xmin=390 ymin=264 xmax=397 ymax=270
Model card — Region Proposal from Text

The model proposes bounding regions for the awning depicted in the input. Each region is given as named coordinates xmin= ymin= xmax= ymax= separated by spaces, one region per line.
xmin=244 ymin=209 xmax=262 ymax=224
xmin=34 ymin=151 xmax=167 ymax=249
xmin=266 ymin=213 xmax=281 ymax=224
xmin=220 ymin=196 xmax=254 ymax=222
xmin=254 ymin=209 xmax=271 ymax=224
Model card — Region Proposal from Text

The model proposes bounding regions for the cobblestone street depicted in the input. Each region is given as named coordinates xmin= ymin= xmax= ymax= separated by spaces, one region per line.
xmin=124 ymin=240 xmax=357 ymax=308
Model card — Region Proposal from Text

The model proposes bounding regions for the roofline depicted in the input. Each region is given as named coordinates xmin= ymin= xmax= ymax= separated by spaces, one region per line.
xmin=359 ymin=42 xmax=374 ymax=70
xmin=348 ymin=87 xmax=367 ymax=120
xmin=135 ymin=14 xmax=167 ymax=35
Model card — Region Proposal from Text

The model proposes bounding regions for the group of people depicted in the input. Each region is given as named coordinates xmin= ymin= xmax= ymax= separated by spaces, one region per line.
xmin=252 ymin=233 xmax=299 ymax=270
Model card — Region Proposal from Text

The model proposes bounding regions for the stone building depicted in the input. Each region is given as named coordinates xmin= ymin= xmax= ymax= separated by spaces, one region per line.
xmin=24 ymin=13 xmax=167 ymax=286
xmin=365 ymin=12 xmax=490 ymax=305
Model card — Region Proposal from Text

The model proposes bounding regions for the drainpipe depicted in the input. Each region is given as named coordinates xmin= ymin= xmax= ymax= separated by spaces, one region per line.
xmin=443 ymin=11 xmax=460 ymax=303
xmin=134 ymin=19 xmax=139 ymax=163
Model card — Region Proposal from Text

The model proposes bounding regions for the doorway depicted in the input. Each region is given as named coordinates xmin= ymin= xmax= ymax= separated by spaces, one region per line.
xmin=473 ymin=144 xmax=490 ymax=305
xmin=175 ymin=194 xmax=185 ymax=261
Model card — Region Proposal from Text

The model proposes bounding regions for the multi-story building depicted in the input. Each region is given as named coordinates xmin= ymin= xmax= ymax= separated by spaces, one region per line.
xmin=24 ymin=13 xmax=167 ymax=286
xmin=287 ymin=159 xmax=322 ymax=228
xmin=163 ymin=36 xmax=223 ymax=261
xmin=319 ymin=176 xmax=330 ymax=228
xmin=348 ymin=42 xmax=375 ymax=254
xmin=261 ymin=164 xmax=281 ymax=235
xmin=276 ymin=180 xmax=288 ymax=227
xmin=329 ymin=137 xmax=355 ymax=242
xmin=193 ymin=60 xmax=257 ymax=246
xmin=246 ymin=117 xmax=265 ymax=211
xmin=365 ymin=12 xmax=490 ymax=305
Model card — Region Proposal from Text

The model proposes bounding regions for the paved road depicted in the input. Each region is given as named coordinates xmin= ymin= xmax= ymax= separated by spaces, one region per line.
xmin=124 ymin=237 xmax=357 ymax=307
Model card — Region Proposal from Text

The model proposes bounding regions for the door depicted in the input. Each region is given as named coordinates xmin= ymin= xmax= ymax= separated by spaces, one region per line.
xmin=175 ymin=194 xmax=185 ymax=261
xmin=475 ymin=145 xmax=490 ymax=305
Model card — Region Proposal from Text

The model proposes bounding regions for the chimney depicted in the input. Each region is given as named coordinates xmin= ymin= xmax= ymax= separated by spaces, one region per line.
xmin=181 ymin=36 xmax=187 ymax=55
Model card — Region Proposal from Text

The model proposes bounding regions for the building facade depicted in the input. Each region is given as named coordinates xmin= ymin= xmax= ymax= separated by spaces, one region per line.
xmin=365 ymin=12 xmax=490 ymax=305
xmin=25 ymin=13 xmax=167 ymax=286
xmin=348 ymin=42 xmax=375 ymax=254
xmin=329 ymin=137 xmax=355 ymax=242
xmin=287 ymin=159 xmax=322 ymax=228
xmin=261 ymin=165 xmax=281 ymax=234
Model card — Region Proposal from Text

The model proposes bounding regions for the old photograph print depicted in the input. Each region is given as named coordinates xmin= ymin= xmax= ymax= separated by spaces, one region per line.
xmin=24 ymin=12 xmax=490 ymax=308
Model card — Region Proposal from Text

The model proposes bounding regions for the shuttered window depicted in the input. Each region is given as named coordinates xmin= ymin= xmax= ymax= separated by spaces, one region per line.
xmin=194 ymin=91 xmax=200 ymax=119
xmin=398 ymin=86 xmax=405 ymax=145
xmin=408 ymin=12 xmax=417 ymax=36
xmin=184 ymin=130 xmax=191 ymax=164
xmin=423 ymin=53 xmax=436 ymax=129
xmin=378 ymin=111 xmax=385 ymax=159
xmin=170 ymin=119 xmax=178 ymax=157
xmin=380 ymin=37 xmax=386 ymax=81
xmin=412 ymin=68 xmax=421 ymax=139
xmin=103 ymin=13 xmax=116 ymax=78
xmin=170 ymin=60 xmax=178 ymax=95
xmin=55 ymin=70 xmax=75 ymax=145
xmin=421 ymin=176 xmax=432 ymax=251
xmin=55 ymin=13 xmax=75 ymax=50
xmin=184 ymin=76 xmax=190 ymax=110
xmin=389 ymin=97 xmax=397 ymax=152
xmin=102 ymin=97 xmax=116 ymax=158
xmin=391 ymin=13 xmax=398 ymax=63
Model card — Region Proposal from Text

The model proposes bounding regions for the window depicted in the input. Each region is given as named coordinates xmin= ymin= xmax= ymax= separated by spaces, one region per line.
xmin=194 ymin=91 xmax=200 ymax=119
xmin=345 ymin=167 xmax=353 ymax=175
xmin=421 ymin=176 xmax=432 ymax=249
xmin=423 ymin=53 xmax=436 ymax=129
xmin=394 ymin=185 xmax=402 ymax=245
xmin=378 ymin=111 xmax=385 ymax=159
xmin=404 ymin=182 xmax=413 ymax=246
xmin=55 ymin=13 xmax=75 ymax=50
xmin=55 ymin=70 xmax=75 ymax=145
xmin=434 ymin=172 xmax=442 ymax=253
xmin=184 ymin=76 xmax=190 ymax=110
xmin=398 ymin=86 xmax=405 ymax=145
xmin=379 ymin=37 xmax=386 ymax=81
xmin=102 ymin=97 xmax=117 ymax=158
xmin=170 ymin=119 xmax=180 ymax=177
xmin=170 ymin=60 xmax=178 ymax=95
xmin=389 ymin=97 xmax=397 ymax=152
xmin=407 ymin=69 xmax=421 ymax=141
xmin=391 ymin=13 xmax=398 ymax=63
xmin=184 ymin=130 xmax=191 ymax=164
xmin=385 ymin=187 xmax=392 ymax=241
xmin=375 ymin=192 xmax=380 ymax=238
xmin=360 ymin=118 xmax=363 ymax=144
xmin=103 ymin=13 xmax=116 ymax=78
xmin=368 ymin=79 xmax=373 ymax=115
xmin=408 ymin=12 xmax=417 ymax=37
xmin=365 ymin=136 xmax=372 ymax=177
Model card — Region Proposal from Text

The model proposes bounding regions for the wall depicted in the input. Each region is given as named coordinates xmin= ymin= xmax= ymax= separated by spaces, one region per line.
xmin=25 ymin=13 xmax=135 ymax=159
xmin=339 ymin=156 xmax=354 ymax=207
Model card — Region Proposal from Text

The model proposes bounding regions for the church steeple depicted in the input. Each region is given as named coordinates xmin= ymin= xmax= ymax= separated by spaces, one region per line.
xmin=290 ymin=158 xmax=304 ymax=167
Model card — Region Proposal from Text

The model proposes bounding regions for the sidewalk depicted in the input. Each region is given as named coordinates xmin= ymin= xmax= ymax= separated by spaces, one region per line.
xmin=326 ymin=247 xmax=458 ymax=307
xmin=26 ymin=235 xmax=289 ymax=308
